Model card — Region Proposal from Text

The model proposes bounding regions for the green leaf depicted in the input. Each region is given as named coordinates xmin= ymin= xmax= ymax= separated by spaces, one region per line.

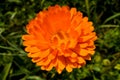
xmin=0 ymin=28 xmax=5 ymax=34
xmin=0 ymin=62 xmax=12 ymax=80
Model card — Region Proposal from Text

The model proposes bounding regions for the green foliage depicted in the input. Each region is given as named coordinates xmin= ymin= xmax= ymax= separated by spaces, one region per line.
xmin=0 ymin=0 xmax=120 ymax=80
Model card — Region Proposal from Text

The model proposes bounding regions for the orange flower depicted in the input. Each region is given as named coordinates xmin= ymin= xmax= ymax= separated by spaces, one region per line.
xmin=22 ymin=5 xmax=97 ymax=74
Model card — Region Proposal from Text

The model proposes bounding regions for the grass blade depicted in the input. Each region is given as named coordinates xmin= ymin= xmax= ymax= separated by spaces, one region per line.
xmin=103 ymin=13 xmax=120 ymax=24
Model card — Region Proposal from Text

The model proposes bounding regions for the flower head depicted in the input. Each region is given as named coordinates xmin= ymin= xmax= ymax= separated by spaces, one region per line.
xmin=22 ymin=5 xmax=97 ymax=74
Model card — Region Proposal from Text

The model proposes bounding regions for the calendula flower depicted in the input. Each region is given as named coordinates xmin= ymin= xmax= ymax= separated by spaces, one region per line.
xmin=22 ymin=5 xmax=97 ymax=74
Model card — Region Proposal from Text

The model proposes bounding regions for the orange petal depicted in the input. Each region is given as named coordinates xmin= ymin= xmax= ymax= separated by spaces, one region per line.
xmin=46 ymin=60 xmax=58 ymax=71
xmin=71 ymin=52 xmax=77 ymax=58
xmin=58 ymin=56 xmax=66 ymax=70
xmin=39 ymin=49 xmax=50 ymax=58
xmin=22 ymin=35 xmax=34 ymax=40
xmin=41 ymin=66 xmax=46 ymax=70
xmin=66 ymin=64 xmax=72 ymax=72
xmin=30 ymin=49 xmax=50 ymax=59
xmin=79 ymin=32 xmax=96 ymax=42
xmin=70 ymin=8 xmax=77 ymax=19
xmin=71 ymin=63 xmax=79 ymax=68
xmin=64 ymin=50 xmax=71 ymax=57
xmin=77 ymin=57 xmax=86 ymax=64
xmin=88 ymin=50 xmax=95 ymax=55
xmin=48 ymin=50 xmax=58 ymax=60
xmin=36 ymin=57 xmax=51 ymax=66
xmin=25 ymin=46 xmax=40 ymax=53
xmin=68 ymin=57 xmax=77 ymax=62
xmin=31 ymin=57 xmax=41 ymax=63
xmin=56 ymin=66 xmax=62 ymax=74
xmin=79 ymin=43 xmax=88 ymax=48
xmin=46 ymin=64 xmax=54 ymax=71
xmin=83 ymin=17 xmax=88 ymax=22
xmin=23 ymin=40 xmax=36 ymax=46
xmin=79 ymin=49 xmax=89 ymax=56
xmin=71 ymin=11 xmax=83 ymax=26
xmin=82 ymin=55 xmax=91 ymax=60
xmin=51 ymin=57 xmax=58 ymax=67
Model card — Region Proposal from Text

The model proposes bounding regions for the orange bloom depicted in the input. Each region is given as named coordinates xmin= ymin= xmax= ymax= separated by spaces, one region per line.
xmin=22 ymin=5 xmax=97 ymax=74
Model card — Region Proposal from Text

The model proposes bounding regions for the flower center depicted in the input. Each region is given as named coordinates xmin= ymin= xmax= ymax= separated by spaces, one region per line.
xmin=50 ymin=31 xmax=70 ymax=50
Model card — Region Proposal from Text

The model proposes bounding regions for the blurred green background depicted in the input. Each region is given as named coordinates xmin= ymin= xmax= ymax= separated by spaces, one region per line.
xmin=0 ymin=0 xmax=120 ymax=80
